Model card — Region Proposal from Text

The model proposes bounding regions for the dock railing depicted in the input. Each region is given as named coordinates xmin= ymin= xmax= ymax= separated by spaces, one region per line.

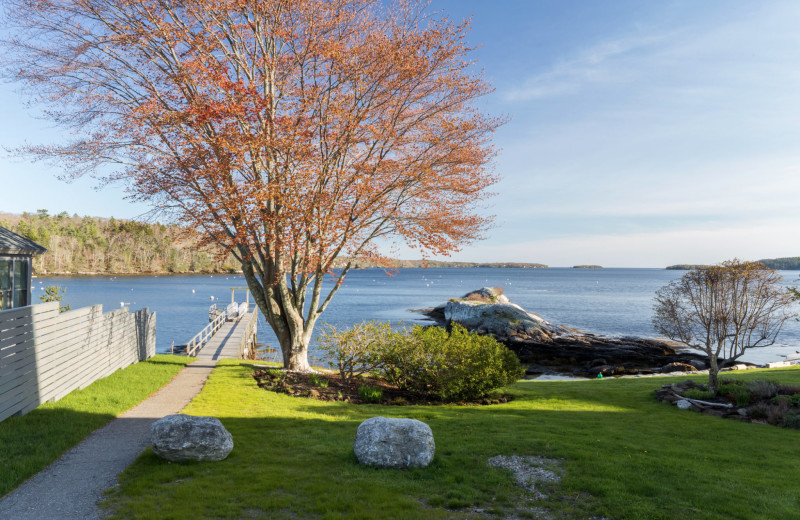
xmin=187 ymin=311 xmax=226 ymax=357
xmin=208 ymin=303 xmax=224 ymax=322
xmin=238 ymin=306 xmax=259 ymax=359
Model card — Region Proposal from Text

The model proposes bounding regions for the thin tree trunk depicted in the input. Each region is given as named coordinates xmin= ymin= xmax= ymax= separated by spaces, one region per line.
xmin=708 ymin=354 xmax=720 ymax=395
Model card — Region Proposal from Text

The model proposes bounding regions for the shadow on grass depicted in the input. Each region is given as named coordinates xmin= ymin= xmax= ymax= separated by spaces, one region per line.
xmin=99 ymin=362 xmax=800 ymax=519
xmin=0 ymin=354 xmax=191 ymax=500
xmin=0 ymin=408 xmax=117 ymax=498
xmin=103 ymin=414 xmax=530 ymax=520
xmin=102 ymin=400 xmax=800 ymax=520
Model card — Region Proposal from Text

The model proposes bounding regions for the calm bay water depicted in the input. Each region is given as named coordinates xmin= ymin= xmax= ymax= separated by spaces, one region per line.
xmin=37 ymin=268 xmax=800 ymax=365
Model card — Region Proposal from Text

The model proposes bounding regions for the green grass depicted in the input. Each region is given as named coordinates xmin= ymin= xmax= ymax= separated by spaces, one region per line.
xmin=102 ymin=363 xmax=800 ymax=519
xmin=0 ymin=354 xmax=192 ymax=497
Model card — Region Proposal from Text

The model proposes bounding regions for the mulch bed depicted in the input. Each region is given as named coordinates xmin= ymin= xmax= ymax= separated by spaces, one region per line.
xmin=252 ymin=368 xmax=512 ymax=406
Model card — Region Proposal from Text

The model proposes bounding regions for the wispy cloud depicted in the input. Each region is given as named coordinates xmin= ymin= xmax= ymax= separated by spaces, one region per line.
xmin=449 ymin=217 xmax=800 ymax=268
xmin=504 ymin=32 xmax=669 ymax=101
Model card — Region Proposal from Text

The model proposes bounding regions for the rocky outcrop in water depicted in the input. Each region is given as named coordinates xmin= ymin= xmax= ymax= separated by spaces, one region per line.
xmin=421 ymin=287 xmax=712 ymax=377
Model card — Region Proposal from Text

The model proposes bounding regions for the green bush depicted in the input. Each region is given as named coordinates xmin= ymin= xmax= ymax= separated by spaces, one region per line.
xmin=317 ymin=321 xmax=394 ymax=385
xmin=357 ymin=385 xmax=383 ymax=403
xmin=783 ymin=412 xmax=800 ymax=429
xmin=320 ymin=322 xmax=524 ymax=402
xmin=772 ymin=393 xmax=800 ymax=408
xmin=681 ymin=388 xmax=714 ymax=400
xmin=380 ymin=324 xmax=524 ymax=401
xmin=718 ymin=383 xmax=751 ymax=406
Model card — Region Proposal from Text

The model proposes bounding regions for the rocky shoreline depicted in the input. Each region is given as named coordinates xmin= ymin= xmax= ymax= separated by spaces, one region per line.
xmin=417 ymin=287 xmax=736 ymax=378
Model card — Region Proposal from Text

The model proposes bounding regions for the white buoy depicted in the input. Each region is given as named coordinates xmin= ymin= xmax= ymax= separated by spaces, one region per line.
xmin=210 ymin=295 xmax=215 ymax=301
xmin=192 ymin=289 xmax=196 ymax=293
xmin=120 ymin=302 xmax=124 ymax=307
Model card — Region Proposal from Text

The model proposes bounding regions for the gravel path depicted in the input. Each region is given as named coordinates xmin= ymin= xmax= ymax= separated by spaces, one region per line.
xmin=0 ymin=360 xmax=218 ymax=520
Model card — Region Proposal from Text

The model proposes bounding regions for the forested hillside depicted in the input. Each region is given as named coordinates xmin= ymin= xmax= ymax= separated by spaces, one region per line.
xmin=668 ymin=258 xmax=800 ymax=270
xmin=758 ymin=257 xmax=800 ymax=270
xmin=0 ymin=211 xmax=237 ymax=275
xmin=0 ymin=211 xmax=547 ymax=275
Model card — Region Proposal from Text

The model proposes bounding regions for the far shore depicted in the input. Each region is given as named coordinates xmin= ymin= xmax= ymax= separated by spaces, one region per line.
xmin=33 ymin=265 xmax=670 ymax=277
xmin=34 ymin=271 xmax=243 ymax=278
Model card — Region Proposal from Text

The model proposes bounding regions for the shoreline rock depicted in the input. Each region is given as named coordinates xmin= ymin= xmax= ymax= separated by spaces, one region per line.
xmin=418 ymin=287 xmax=727 ymax=378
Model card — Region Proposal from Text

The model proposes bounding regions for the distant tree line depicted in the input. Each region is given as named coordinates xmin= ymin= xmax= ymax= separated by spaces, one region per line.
xmin=0 ymin=211 xmax=549 ymax=275
xmin=756 ymin=257 xmax=800 ymax=270
xmin=668 ymin=257 xmax=800 ymax=271
xmin=0 ymin=211 xmax=237 ymax=275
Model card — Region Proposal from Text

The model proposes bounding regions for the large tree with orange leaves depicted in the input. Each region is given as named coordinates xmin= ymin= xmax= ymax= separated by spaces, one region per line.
xmin=3 ymin=0 xmax=501 ymax=370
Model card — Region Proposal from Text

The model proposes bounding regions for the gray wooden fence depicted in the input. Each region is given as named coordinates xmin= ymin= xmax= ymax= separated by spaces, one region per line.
xmin=0 ymin=301 xmax=156 ymax=423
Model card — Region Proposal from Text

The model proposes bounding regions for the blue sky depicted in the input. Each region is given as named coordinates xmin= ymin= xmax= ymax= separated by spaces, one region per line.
xmin=2 ymin=1 xmax=800 ymax=267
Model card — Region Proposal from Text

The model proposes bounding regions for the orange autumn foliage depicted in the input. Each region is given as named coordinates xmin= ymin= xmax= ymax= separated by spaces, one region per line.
xmin=3 ymin=0 xmax=503 ymax=370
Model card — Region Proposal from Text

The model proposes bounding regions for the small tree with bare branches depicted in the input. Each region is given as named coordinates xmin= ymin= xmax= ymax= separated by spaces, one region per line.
xmin=653 ymin=260 xmax=796 ymax=394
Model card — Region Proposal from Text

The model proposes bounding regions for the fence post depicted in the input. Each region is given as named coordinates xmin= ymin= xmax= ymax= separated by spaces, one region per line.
xmin=135 ymin=308 xmax=157 ymax=361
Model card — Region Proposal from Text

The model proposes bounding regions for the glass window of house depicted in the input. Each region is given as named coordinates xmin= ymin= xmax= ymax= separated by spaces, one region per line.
xmin=0 ymin=260 xmax=10 ymax=311
xmin=13 ymin=260 xmax=28 ymax=308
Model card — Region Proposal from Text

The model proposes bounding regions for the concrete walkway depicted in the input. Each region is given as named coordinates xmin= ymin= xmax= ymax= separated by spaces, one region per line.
xmin=0 ymin=359 xmax=219 ymax=520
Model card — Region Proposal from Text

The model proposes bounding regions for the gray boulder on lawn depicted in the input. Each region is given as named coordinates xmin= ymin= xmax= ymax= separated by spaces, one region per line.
xmin=151 ymin=414 xmax=234 ymax=462
xmin=353 ymin=417 xmax=435 ymax=469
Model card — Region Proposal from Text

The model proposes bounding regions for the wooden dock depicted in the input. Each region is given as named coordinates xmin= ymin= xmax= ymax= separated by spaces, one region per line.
xmin=194 ymin=313 xmax=256 ymax=361
xmin=184 ymin=287 xmax=259 ymax=360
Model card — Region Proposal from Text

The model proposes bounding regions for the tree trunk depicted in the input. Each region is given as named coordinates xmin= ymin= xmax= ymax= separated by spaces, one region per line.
xmin=280 ymin=333 xmax=312 ymax=372
xmin=708 ymin=354 xmax=720 ymax=395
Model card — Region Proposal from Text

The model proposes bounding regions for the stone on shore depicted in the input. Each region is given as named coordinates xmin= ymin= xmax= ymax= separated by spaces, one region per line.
xmin=151 ymin=414 xmax=233 ymax=462
xmin=420 ymin=287 xmax=712 ymax=377
xmin=353 ymin=417 xmax=435 ymax=469
xmin=444 ymin=286 xmax=565 ymax=342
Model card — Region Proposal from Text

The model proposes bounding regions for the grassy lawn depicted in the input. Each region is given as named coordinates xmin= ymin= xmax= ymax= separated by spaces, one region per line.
xmin=103 ymin=362 xmax=800 ymax=519
xmin=0 ymin=354 xmax=192 ymax=498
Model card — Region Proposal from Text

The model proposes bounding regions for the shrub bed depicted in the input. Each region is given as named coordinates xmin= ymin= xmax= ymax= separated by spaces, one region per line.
xmin=259 ymin=322 xmax=524 ymax=404
xmin=658 ymin=377 xmax=800 ymax=429
xmin=252 ymin=368 xmax=512 ymax=405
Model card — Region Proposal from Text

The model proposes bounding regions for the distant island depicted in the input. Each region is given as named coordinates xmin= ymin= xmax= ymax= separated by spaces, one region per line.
xmin=667 ymin=257 xmax=800 ymax=270
xmin=336 ymin=259 xmax=548 ymax=269
xmin=572 ymin=265 xmax=602 ymax=269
